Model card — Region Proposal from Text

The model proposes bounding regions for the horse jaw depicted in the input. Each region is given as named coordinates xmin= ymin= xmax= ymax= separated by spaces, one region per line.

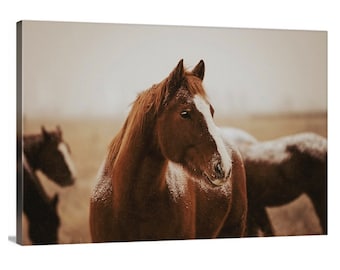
xmin=58 ymin=142 xmax=77 ymax=182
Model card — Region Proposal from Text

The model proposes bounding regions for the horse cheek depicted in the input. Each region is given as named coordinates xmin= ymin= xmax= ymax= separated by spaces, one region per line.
xmin=156 ymin=118 xmax=181 ymax=162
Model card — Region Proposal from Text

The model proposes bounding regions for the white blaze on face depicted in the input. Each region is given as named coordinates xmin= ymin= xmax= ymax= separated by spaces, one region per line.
xmin=193 ymin=95 xmax=233 ymax=181
xmin=58 ymin=142 xmax=77 ymax=178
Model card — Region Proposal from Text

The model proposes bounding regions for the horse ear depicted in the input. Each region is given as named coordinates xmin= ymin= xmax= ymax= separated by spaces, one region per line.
xmin=167 ymin=59 xmax=185 ymax=92
xmin=56 ymin=125 xmax=62 ymax=137
xmin=192 ymin=59 xmax=205 ymax=80
xmin=41 ymin=126 xmax=50 ymax=140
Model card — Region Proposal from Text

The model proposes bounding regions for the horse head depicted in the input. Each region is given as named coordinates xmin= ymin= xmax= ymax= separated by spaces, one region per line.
xmin=38 ymin=126 xmax=76 ymax=187
xmin=155 ymin=59 xmax=233 ymax=186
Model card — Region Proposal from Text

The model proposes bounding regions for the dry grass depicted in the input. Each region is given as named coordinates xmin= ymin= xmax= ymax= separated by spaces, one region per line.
xmin=20 ymin=113 xmax=327 ymax=244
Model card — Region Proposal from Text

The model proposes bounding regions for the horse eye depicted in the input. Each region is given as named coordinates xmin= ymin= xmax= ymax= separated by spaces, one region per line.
xmin=180 ymin=110 xmax=191 ymax=119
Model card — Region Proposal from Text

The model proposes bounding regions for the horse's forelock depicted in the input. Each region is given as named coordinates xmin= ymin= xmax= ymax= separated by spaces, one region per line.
xmin=184 ymin=73 xmax=207 ymax=98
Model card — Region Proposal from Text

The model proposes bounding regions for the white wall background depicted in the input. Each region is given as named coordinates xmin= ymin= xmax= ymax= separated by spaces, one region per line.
xmin=22 ymin=21 xmax=327 ymax=119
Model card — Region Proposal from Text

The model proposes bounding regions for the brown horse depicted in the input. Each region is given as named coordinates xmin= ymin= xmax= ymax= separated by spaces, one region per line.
xmin=23 ymin=126 xmax=76 ymax=187
xmin=22 ymin=154 xmax=60 ymax=244
xmin=90 ymin=60 xmax=247 ymax=242
xmin=18 ymin=126 xmax=76 ymax=244
xmin=220 ymin=127 xmax=327 ymax=236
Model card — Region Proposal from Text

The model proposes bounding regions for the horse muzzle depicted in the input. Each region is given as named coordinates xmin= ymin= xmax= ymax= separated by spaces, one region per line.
xmin=204 ymin=161 xmax=232 ymax=187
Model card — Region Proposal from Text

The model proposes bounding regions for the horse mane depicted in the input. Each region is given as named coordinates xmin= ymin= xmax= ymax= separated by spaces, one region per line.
xmin=23 ymin=134 xmax=45 ymax=169
xmin=105 ymin=67 xmax=207 ymax=176
xmin=24 ymin=134 xmax=43 ymax=152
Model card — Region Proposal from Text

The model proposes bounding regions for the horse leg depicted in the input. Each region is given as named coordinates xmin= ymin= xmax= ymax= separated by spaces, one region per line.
xmin=307 ymin=190 xmax=327 ymax=234
xmin=246 ymin=205 xmax=261 ymax=237
xmin=246 ymin=205 xmax=274 ymax=237
xmin=256 ymin=207 xmax=275 ymax=236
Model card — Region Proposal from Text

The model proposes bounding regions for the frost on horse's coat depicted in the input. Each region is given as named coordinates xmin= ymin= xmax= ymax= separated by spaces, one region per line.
xmin=90 ymin=60 xmax=247 ymax=242
xmin=220 ymin=127 xmax=327 ymax=236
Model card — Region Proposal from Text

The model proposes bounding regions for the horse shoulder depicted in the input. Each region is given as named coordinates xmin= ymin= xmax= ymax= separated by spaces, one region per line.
xmin=163 ymin=162 xmax=198 ymax=238
xmin=165 ymin=161 xmax=191 ymax=202
xmin=89 ymin=162 xmax=114 ymax=242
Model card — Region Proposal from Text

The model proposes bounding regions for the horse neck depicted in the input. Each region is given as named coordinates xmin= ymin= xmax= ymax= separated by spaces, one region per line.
xmin=109 ymin=113 xmax=168 ymax=211
xmin=23 ymin=165 xmax=53 ymax=218
xmin=23 ymin=135 xmax=44 ymax=171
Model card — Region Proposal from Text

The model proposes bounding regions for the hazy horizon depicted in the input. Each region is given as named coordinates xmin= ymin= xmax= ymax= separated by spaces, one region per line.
xmin=20 ymin=21 xmax=327 ymax=120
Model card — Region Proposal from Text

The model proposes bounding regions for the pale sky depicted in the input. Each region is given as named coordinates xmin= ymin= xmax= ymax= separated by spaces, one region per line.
xmin=21 ymin=21 xmax=327 ymax=119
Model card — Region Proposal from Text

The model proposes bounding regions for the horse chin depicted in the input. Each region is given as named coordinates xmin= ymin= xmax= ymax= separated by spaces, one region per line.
xmin=55 ymin=176 xmax=75 ymax=187
xmin=210 ymin=178 xmax=227 ymax=187
xmin=183 ymin=163 xmax=229 ymax=187
xmin=203 ymin=169 xmax=231 ymax=187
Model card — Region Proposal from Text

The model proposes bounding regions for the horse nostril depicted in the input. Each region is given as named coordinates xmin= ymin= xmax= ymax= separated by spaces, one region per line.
xmin=214 ymin=162 xmax=225 ymax=179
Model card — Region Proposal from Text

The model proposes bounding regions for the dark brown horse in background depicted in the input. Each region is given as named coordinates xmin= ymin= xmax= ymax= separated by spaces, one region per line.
xmin=18 ymin=126 xmax=76 ymax=244
xmin=90 ymin=60 xmax=247 ymax=242
xmin=220 ymin=127 xmax=327 ymax=236
xmin=23 ymin=126 xmax=76 ymax=188
xmin=22 ymin=155 xmax=60 ymax=244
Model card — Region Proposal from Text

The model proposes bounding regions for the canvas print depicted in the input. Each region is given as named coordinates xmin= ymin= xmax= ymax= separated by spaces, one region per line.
xmin=17 ymin=21 xmax=327 ymax=245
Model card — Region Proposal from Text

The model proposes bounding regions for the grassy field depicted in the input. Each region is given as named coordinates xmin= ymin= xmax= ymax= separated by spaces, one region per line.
xmin=21 ymin=113 xmax=327 ymax=244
